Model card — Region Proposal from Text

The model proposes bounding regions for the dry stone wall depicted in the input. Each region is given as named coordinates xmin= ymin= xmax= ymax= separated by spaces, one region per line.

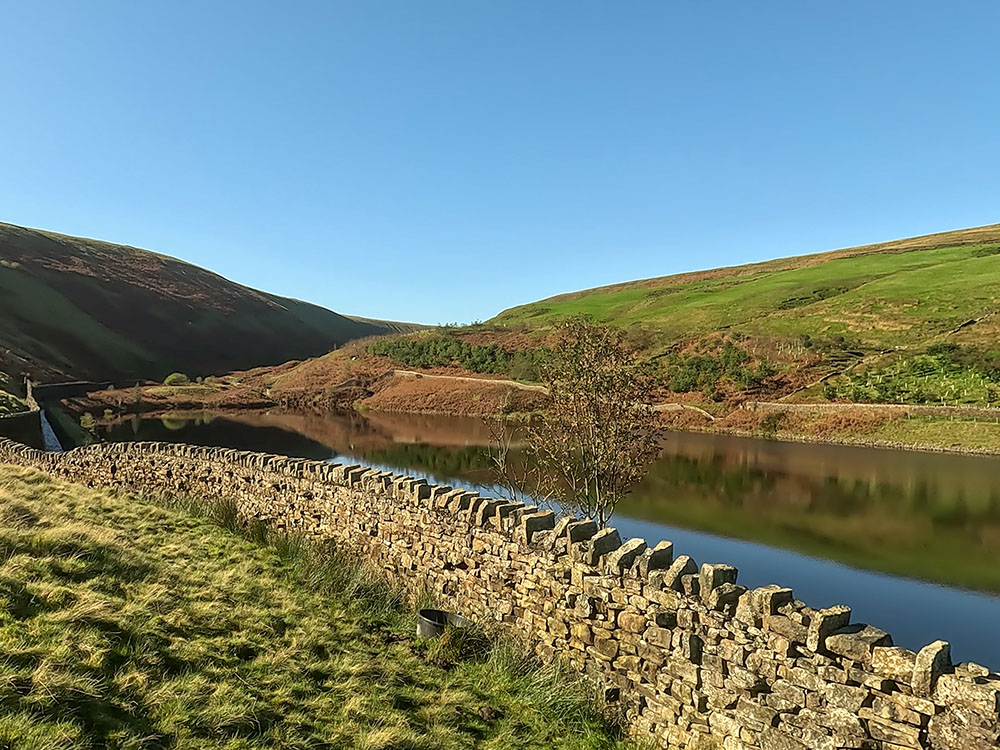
xmin=0 ymin=437 xmax=997 ymax=750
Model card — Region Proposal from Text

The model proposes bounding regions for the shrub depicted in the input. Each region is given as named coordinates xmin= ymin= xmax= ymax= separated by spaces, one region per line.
xmin=759 ymin=410 xmax=786 ymax=439
xmin=665 ymin=339 xmax=774 ymax=394
xmin=370 ymin=335 xmax=548 ymax=378
xmin=163 ymin=372 xmax=190 ymax=386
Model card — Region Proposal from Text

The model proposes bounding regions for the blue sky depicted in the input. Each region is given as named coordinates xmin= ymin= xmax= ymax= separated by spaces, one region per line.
xmin=1 ymin=2 xmax=998 ymax=324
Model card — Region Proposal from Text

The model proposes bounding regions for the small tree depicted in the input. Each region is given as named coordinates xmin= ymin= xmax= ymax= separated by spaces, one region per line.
xmin=492 ymin=319 xmax=661 ymax=527
xmin=486 ymin=393 xmax=551 ymax=506
xmin=163 ymin=372 xmax=190 ymax=387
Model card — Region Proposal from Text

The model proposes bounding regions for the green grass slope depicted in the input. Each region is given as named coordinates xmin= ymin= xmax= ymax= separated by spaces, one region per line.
xmin=490 ymin=224 xmax=1000 ymax=405
xmin=494 ymin=224 xmax=1000 ymax=343
xmin=0 ymin=222 xmax=420 ymax=383
xmin=0 ymin=465 xmax=629 ymax=750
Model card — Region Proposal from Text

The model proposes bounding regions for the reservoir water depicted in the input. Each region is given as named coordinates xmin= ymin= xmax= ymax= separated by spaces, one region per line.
xmin=99 ymin=409 xmax=1000 ymax=669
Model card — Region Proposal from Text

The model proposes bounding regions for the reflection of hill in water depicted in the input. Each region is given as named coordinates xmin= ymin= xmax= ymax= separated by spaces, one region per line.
xmin=104 ymin=412 xmax=334 ymax=459
xmin=621 ymin=433 xmax=1000 ymax=593
xmin=102 ymin=410 xmax=1000 ymax=593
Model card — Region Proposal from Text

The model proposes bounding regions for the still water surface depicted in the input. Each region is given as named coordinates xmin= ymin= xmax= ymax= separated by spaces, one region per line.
xmin=100 ymin=409 xmax=1000 ymax=669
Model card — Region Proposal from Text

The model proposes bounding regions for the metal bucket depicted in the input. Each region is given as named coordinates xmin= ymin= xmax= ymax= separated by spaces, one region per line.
xmin=416 ymin=608 xmax=472 ymax=638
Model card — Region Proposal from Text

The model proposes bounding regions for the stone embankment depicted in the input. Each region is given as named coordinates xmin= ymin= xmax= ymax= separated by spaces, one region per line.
xmin=0 ymin=437 xmax=996 ymax=750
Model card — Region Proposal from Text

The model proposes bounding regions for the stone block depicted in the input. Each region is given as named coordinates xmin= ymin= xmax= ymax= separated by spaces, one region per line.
xmin=866 ymin=716 xmax=924 ymax=748
xmin=872 ymin=646 xmax=918 ymax=683
xmin=758 ymin=727 xmax=808 ymax=750
xmin=735 ymin=697 xmax=779 ymax=729
xmin=521 ymin=510 xmax=555 ymax=542
xmin=584 ymin=527 xmax=622 ymax=565
xmin=474 ymin=499 xmax=504 ymax=526
xmin=825 ymin=623 xmax=892 ymax=665
xmin=663 ymin=554 xmax=697 ymax=591
xmin=605 ymin=537 xmax=647 ymax=574
xmin=767 ymin=615 xmax=807 ymax=643
xmin=593 ymin=634 xmax=619 ymax=662
xmin=821 ymin=682 xmax=869 ymax=713
xmin=700 ymin=563 xmax=738 ymax=604
xmin=708 ymin=582 xmax=747 ymax=613
xmin=566 ymin=519 xmax=598 ymax=543
xmin=934 ymin=672 xmax=1000 ymax=714
xmin=637 ymin=540 xmax=674 ymax=577
xmin=617 ymin=610 xmax=647 ymax=634
xmin=912 ymin=640 xmax=951 ymax=697
xmin=928 ymin=701 xmax=1000 ymax=750
xmin=806 ymin=605 xmax=851 ymax=653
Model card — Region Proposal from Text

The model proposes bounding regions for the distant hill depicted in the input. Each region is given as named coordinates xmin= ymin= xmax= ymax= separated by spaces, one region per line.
xmin=67 ymin=222 xmax=1000 ymax=433
xmin=493 ymin=223 xmax=1000 ymax=338
xmin=0 ymin=222 xmax=420 ymax=382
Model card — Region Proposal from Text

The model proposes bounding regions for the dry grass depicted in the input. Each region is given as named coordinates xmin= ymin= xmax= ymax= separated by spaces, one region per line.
xmin=0 ymin=466 xmax=635 ymax=750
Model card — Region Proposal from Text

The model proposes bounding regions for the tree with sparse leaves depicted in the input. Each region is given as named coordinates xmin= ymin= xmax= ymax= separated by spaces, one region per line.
xmin=491 ymin=319 xmax=661 ymax=527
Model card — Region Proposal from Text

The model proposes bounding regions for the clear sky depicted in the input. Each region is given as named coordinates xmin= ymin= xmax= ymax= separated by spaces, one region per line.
xmin=1 ymin=2 xmax=998 ymax=324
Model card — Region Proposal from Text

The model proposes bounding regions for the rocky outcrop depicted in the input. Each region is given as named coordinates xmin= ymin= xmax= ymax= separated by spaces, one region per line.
xmin=0 ymin=437 xmax=997 ymax=749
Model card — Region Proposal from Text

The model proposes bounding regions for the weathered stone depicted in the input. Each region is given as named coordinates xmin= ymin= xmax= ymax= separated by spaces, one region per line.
xmin=767 ymin=615 xmax=807 ymax=642
xmin=617 ymin=610 xmax=647 ymax=634
xmin=593 ymin=634 xmax=619 ymax=661
xmin=760 ymin=727 xmax=818 ymax=750
xmin=708 ymin=582 xmax=747 ymax=613
xmin=566 ymin=519 xmax=598 ymax=543
xmin=913 ymin=640 xmax=951 ymax=697
xmin=605 ymin=537 xmax=647 ymax=574
xmin=681 ymin=573 xmax=701 ymax=597
xmin=865 ymin=697 xmax=927 ymax=728
xmin=826 ymin=623 xmax=892 ymax=664
xmin=928 ymin=701 xmax=1000 ymax=750
xmin=521 ymin=510 xmax=555 ymax=542
xmin=663 ymin=554 xmax=697 ymax=591
xmin=872 ymin=646 xmax=918 ymax=683
xmin=474 ymin=499 xmax=504 ymax=526
xmin=866 ymin=716 xmax=923 ymax=748
xmin=735 ymin=697 xmax=779 ymax=728
xmin=637 ymin=540 xmax=674 ymax=577
xmin=700 ymin=563 xmax=738 ymax=604
xmin=822 ymin=682 xmax=869 ymax=713
xmin=585 ymin=527 xmax=622 ymax=565
xmin=934 ymin=672 xmax=1000 ymax=714
xmin=806 ymin=605 xmax=851 ymax=653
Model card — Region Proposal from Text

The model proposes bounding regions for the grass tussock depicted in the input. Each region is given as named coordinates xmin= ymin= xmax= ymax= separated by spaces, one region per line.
xmin=0 ymin=465 xmax=635 ymax=750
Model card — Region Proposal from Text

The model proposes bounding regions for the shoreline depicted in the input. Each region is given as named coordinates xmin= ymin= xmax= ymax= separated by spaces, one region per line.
xmin=91 ymin=399 xmax=1000 ymax=458
xmin=679 ymin=422 xmax=1000 ymax=457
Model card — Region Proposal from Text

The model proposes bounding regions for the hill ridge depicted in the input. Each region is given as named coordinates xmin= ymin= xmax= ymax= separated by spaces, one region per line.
xmin=0 ymin=221 xmax=419 ymax=382
xmin=521 ymin=222 xmax=1000 ymax=307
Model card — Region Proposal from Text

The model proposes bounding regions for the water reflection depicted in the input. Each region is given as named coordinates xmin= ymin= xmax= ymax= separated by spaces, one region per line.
xmin=99 ymin=409 xmax=1000 ymax=667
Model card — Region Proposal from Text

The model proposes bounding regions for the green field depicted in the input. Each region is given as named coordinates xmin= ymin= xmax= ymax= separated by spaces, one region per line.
xmin=486 ymin=225 xmax=1000 ymax=406
xmin=495 ymin=237 xmax=1000 ymax=348
xmin=0 ymin=466 xmax=629 ymax=750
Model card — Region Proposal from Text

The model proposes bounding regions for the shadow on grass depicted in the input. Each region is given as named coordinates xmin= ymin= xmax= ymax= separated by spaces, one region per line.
xmin=135 ymin=489 xmax=636 ymax=747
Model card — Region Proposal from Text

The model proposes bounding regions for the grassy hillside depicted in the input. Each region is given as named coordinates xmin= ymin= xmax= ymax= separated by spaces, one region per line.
xmin=490 ymin=224 xmax=1000 ymax=406
xmin=0 ymin=465 xmax=629 ymax=749
xmin=494 ymin=224 xmax=1000 ymax=343
xmin=0 ymin=222 xmax=419 ymax=383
